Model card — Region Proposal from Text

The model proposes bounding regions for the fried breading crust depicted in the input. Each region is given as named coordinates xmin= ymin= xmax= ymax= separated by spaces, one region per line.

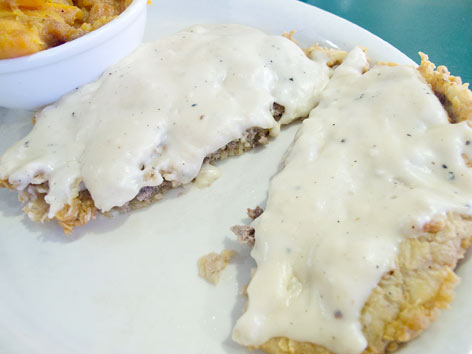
xmin=305 ymin=44 xmax=348 ymax=67
xmin=418 ymin=52 xmax=472 ymax=123
xmin=0 ymin=180 xmax=98 ymax=234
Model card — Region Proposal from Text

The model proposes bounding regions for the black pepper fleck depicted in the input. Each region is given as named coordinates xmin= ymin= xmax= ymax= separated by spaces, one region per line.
xmin=289 ymin=77 xmax=294 ymax=81
xmin=191 ymin=104 xmax=197 ymax=107
xmin=467 ymin=140 xmax=471 ymax=145
xmin=355 ymin=93 xmax=364 ymax=100
xmin=334 ymin=310 xmax=343 ymax=319
xmin=341 ymin=139 xmax=346 ymax=143
xmin=442 ymin=164 xmax=448 ymax=169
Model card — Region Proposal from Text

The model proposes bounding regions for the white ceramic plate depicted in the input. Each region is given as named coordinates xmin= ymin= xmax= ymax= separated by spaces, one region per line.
xmin=0 ymin=1 xmax=470 ymax=353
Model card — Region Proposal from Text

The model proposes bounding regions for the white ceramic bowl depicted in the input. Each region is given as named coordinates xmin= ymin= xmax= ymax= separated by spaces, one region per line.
xmin=0 ymin=0 xmax=147 ymax=110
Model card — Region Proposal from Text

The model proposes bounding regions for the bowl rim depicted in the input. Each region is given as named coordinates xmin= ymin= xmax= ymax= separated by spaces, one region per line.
xmin=0 ymin=0 xmax=147 ymax=74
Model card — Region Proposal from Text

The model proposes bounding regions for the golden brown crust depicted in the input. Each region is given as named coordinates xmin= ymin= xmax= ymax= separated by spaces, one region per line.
xmin=376 ymin=61 xmax=398 ymax=67
xmin=0 ymin=178 xmax=12 ymax=189
xmin=282 ymin=31 xmax=299 ymax=47
xmin=305 ymin=45 xmax=371 ymax=74
xmin=9 ymin=181 xmax=98 ymax=235
xmin=257 ymin=213 xmax=472 ymax=354
xmin=53 ymin=191 xmax=97 ymax=234
xmin=305 ymin=44 xmax=348 ymax=67
xmin=280 ymin=30 xmax=349 ymax=68
xmin=418 ymin=52 xmax=472 ymax=123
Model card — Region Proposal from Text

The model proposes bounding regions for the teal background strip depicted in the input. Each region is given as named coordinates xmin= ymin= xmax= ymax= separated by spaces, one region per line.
xmin=301 ymin=0 xmax=472 ymax=85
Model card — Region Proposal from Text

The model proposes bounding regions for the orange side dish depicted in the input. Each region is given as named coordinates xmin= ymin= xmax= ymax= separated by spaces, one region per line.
xmin=0 ymin=0 xmax=132 ymax=59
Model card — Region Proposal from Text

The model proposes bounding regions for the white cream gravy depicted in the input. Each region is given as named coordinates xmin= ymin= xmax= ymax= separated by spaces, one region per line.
xmin=0 ymin=24 xmax=330 ymax=216
xmin=194 ymin=163 xmax=221 ymax=188
xmin=233 ymin=47 xmax=472 ymax=354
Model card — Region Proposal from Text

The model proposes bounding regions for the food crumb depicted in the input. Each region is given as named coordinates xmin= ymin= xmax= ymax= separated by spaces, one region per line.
xmin=231 ymin=225 xmax=255 ymax=246
xmin=198 ymin=249 xmax=235 ymax=284
xmin=247 ymin=206 xmax=263 ymax=219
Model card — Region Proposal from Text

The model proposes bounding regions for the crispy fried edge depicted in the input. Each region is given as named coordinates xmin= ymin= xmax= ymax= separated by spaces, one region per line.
xmin=254 ymin=56 xmax=472 ymax=354
xmin=0 ymin=180 xmax=98 ymax=235
xmin=417 ymin=52 xmax=472 ymax=124
xmin=305 ymin=44 xmax=349 ymax=67
xmin=0 ymin=128 xmax=271 ymax=234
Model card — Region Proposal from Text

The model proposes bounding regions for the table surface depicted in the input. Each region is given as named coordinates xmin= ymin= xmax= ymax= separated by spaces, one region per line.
xmin=302 ymin=0 xmax=472 ymax=85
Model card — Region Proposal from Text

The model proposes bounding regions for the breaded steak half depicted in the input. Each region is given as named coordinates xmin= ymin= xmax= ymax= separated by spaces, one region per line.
xmin=233 ymin=50 xmax=472 ymax=354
